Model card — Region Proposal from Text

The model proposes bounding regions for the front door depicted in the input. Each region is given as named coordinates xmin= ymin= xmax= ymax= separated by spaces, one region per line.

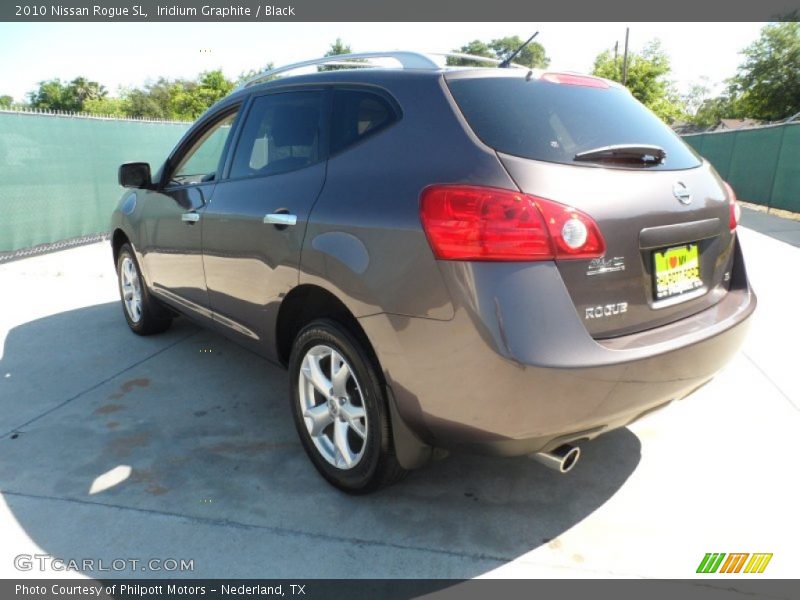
xmin=201 ymin=90 xmax=328 ymax=356
xmin=139 ymin=109 xmax=239 ymax=319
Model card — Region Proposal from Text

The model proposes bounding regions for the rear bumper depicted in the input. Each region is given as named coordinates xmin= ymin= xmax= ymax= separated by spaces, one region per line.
xmin=360 ymin=238 xmax=755 ymax=459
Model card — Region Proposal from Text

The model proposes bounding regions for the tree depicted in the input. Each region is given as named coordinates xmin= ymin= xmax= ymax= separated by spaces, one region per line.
xmin=82 ymin=96 xmax=128 ymax=117
xmin=118 ymin=79 xmax=172 ymax=119
xmin=69 ymin=77 xmax=107 ymax=105
xmin=117 ymin=72 xmax=232 ymax=121
xmin=123 ymin=89 xmax=158 ymax=118
xmin=447 ymin=36 xmax=550 ymax=68
xmin=447 ymin=40 xmax=496 ymax=66
xmin=680 ymin=75 xmax=749 ymax=129
xmin=593 ymin=39 xmax=683 ymax=123
xmin=682 ymin=77 xmax=712 ymax=117
xmin=171 ymin=70 xmax=234 ymax=119
xmin=319 ymin=38 xmax=355 ymax=71
xmin=489 ymin=36 xmax=550 ymax=68
xmin=27 ymin=77 xmax=107 ymax=112
xmin=0 ymin=95 xmax=13 ymax=109
xmin=691 ymin=94 xmax=742 ymax=129
xmin=237 ymin=63 xmax=274 ymax=85
xmin=728 ymin=21 xmax=800 ymax=121
xmin=28 ymin=79 xmax=75 ymax=111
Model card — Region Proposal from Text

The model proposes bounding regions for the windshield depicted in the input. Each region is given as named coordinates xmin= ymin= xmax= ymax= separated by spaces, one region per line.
xmin=446 ymin=75 xmax=701 ymax=171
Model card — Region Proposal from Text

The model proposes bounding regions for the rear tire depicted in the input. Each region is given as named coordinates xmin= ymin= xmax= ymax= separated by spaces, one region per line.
xmin=116 ymin=243 xmax=172 ymax=336
xmin=288 ymin=319 xmax=407 ymax=493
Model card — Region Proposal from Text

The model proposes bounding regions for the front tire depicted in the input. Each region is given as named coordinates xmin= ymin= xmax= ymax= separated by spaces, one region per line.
xmin=116 ymin=243 xmax=172 ymax=336
xmin=288 ymin=319 xmax=407 ymax=493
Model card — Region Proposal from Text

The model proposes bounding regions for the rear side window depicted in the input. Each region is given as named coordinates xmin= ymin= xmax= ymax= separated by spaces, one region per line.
xmin=229 ymin=91 xmax=323 ymax=179
xmin=447 ymin=76 xmax=701 ymax=170
xmin=330 ymin=89 xmax=397 ymax=155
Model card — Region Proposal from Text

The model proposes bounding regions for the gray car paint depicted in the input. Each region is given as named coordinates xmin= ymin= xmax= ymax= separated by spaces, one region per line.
xmin=111 ymin=67 xmax=756 ymax=469
xmin=498 ymin=152 xmax=735 ymax=338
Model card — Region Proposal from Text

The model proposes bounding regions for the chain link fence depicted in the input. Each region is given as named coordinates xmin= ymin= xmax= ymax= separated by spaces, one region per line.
xmin=0 ymin=109 xmax=190 ymax=260
xmin=683 ymin=122 xmax=800 ymax=212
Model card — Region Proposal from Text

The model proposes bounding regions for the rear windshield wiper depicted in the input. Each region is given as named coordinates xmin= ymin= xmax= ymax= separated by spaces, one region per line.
xmin=574 ymin=144 xmax=666 ymax=165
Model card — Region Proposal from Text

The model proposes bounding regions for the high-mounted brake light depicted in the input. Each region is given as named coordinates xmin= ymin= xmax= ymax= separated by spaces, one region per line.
xmin=723 ymin=181 xmax=741 ymax=231
xmin=540 ymin=72 xmax=610 ymax=89
xmin=419 ymin=185 xmax=606 ymax=262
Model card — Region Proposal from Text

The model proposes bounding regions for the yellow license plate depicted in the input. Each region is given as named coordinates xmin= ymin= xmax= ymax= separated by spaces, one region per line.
xmin=653 ymin=244 xmax=702 ymax=300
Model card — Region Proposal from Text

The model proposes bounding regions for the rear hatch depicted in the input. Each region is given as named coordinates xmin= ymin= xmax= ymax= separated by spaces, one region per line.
xmin=445 ymin=70 xmax=736 ymax=338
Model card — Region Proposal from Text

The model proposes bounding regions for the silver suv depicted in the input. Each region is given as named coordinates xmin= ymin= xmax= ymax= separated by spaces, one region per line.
xmin=111 ymin=52 xmax=755 ymax=492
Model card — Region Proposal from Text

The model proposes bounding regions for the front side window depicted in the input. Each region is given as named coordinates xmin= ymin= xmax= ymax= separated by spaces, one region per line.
xmin=229 ymin=91 xmax=323 ymax=179
xmin=170 ymin=111 xmax=238 ymax=185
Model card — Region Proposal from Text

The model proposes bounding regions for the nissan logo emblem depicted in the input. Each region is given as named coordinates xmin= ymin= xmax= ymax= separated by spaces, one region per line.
xmin=673 ymin=182 xmax=692 ymax=205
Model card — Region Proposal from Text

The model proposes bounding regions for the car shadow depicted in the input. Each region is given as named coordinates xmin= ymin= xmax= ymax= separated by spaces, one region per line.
xmin=0 ymin=302 xmax=641 ymax=578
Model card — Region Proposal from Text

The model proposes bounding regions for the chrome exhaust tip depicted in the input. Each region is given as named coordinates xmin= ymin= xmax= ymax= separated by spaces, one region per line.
xmin=531 ymin=444 xmax=580 ymax=473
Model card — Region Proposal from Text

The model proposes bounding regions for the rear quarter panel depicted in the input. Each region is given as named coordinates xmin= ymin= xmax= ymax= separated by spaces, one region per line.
xmin=299 ymin=75 xmax=516 ymax=320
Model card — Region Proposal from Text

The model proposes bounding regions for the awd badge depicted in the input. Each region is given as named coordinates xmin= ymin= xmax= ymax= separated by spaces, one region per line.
xmin=586 ymin=256 xmax=625 ymax=276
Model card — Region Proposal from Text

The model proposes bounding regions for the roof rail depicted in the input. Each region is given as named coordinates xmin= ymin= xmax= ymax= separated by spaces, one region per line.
xmin=238 ymin=52 xmax=438 ymax=89
xmin=432 ymin=52 xmax=525 ymax=68
xmin=236 ymin=51 xmax=526 ymax=90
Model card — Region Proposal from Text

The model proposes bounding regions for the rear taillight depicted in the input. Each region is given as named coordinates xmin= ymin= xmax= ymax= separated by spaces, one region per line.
xmin=419 ymin=185 xmax=605 ymax=261
xmin=536 ymin=195 xmax=606 ymax=258
xmin=723 ymin=181 xmax=741 ymax=231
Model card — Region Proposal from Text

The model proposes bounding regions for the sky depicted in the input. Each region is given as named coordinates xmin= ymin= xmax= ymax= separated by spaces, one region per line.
xmin=0 ymin=22 xmax=766 ymax=102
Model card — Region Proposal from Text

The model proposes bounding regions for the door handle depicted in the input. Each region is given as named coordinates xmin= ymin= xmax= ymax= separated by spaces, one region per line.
xmin=181 ymin=212 xmax=200 ymax=223
xmin=264 ymin=213 xmax=297 ymax=227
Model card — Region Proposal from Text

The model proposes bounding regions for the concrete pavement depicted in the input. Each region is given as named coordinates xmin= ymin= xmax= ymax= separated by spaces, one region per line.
xmin=0 ymin=211 xmax=798 ymax=580
xmin=740 ymin=206 xmax=800 ymax=248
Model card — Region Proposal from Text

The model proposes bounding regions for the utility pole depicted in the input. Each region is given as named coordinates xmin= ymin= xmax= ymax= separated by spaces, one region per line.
xmin=622 ymin=27 xmax=630 ymax=86
xmin=614 ymin=41 xmax=619 ymax=78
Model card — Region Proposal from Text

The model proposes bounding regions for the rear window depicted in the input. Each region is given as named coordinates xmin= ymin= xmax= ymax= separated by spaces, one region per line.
xmin=447 ymin=76 xmax=701 ymax=170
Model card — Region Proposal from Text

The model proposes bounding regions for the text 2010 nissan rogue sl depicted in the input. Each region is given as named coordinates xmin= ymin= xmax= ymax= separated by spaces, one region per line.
xmin=111 ymin=53 xmax=756 ymax=493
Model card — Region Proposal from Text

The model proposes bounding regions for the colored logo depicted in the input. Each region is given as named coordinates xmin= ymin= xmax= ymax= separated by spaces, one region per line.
xmin=696 ymin=553 xmax=773 ymax=574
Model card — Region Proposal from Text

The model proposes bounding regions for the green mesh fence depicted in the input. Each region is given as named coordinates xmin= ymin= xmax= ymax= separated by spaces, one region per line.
xmin=771 ymin=124 xmax=800 ymax=212
xmin=1 ymin=111 xmax=797 ymax=255
xmin=683 ymin=122 xmax=800 ymax=212
xmin=0 ymin=110 xmax=190 ymax=254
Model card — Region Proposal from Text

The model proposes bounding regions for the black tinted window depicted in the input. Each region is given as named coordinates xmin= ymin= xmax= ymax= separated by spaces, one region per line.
xmin=447 ymin=76 xmax=700 ymax=170
xmin=230 ymin=92 xmax=322 ymax=179
xmin=330 ymin=90 xmax=396 ymax=155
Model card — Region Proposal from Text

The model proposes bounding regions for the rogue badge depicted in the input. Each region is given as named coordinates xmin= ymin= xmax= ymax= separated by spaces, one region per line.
xmin=585 ymin=302 xmax=628 ymax=320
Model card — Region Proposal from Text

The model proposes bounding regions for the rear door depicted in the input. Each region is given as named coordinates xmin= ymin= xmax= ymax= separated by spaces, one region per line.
xmin=446 ymin=72 xmax=736 ymax=338
xmin=201 ymin=89 xmax=328 ymax=355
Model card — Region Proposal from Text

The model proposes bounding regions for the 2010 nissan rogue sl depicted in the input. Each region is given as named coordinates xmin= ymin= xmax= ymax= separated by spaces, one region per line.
xmin=111 ymin=52 xmax=756 ymax=493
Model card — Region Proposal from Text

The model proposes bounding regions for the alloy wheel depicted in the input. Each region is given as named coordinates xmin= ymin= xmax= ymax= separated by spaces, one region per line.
xmin=298 ymin=344 xmax=368 ymax=470
xmin=120 ymin=255 xmax=143 ymax=324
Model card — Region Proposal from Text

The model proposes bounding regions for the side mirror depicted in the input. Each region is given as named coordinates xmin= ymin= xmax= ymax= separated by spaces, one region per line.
xmin=119 ymin=162 xmax=152 ymax=189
